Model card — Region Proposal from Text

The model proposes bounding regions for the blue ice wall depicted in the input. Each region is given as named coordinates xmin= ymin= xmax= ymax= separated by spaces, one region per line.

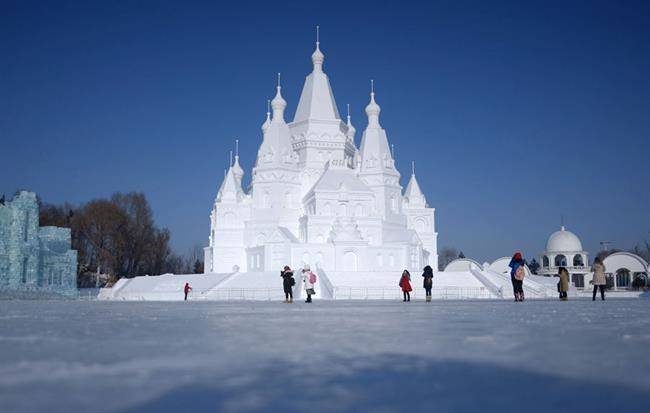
xmin=0 ymin=191 xmax=77 ymax=298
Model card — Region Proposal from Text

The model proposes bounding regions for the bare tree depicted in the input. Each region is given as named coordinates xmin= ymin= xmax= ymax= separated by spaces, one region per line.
xmin=632 ymin=241 xmax=650 ymax=262
xmin=187 ymin=244 xmax=204 ymax=274
xmin=439 ymin=247 xmax=459 ymax=271
xmin=40 ymin=192 xmax=174 ymax=284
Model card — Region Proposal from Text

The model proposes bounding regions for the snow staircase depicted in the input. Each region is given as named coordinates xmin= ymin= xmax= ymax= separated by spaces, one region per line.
xmin=313 ymin=265 xmax=335 ymax=299
xmin=481 ymin=268 xmax=551 ymax=299
xmin=197 ymin=270 xmax=244 ymax=300
xmin=470 ymin=268 xmax=504 ymax=298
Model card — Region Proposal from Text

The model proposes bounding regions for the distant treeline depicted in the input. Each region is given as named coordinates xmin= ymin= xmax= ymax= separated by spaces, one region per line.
xmin=40 ymin=192 xmax=203 ymax=287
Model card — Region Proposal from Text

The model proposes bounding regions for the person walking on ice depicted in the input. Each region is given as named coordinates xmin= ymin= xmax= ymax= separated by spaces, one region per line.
xmin=301 ymin=265 xmax=317 ymax=303
xmin=281 ymin=266 xmax=295 ymax=303
xmin=591 ymin=256 xmax=607 ymax=301
xmin=399 ymin=270 xmax=412 ymax=302
xmin=509 ymin=252 xmax=526 ymax=302
xmin=556 ymin=266 xmax=569 ymax=301
xmin=183 ymin=282 xmax=192 ymax=301
xmin=422 ymin=265 xmax=434 ymax=302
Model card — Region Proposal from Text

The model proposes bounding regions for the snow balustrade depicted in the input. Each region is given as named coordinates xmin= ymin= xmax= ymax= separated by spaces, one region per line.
xmin=331 ymin=285 xmax=494 ymax=300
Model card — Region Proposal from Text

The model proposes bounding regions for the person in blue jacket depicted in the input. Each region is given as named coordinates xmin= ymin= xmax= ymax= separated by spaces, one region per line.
xmin=508 ymin=252 xmax=526 ymax=302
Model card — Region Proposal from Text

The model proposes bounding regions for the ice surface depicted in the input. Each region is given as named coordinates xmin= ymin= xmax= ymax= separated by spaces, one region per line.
xmin=0 ymin=299 xmax=648 ymax=412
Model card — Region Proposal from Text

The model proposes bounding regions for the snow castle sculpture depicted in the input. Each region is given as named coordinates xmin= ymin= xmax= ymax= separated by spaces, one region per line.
xmin=0 ymin=191 xmax=78 ymax=298
xmin=204 ymin=37 xmax=438 ymax=275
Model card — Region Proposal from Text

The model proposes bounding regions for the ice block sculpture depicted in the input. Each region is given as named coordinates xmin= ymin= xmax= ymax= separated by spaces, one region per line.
xmin=0 ymin=191 xmax=77 ymax=298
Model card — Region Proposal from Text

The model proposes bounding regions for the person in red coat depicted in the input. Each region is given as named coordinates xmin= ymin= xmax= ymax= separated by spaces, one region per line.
xmin=399 ymin=270 xmax=413 ymax=302
xmin=184 ymin=282 xmax=192 ymax=301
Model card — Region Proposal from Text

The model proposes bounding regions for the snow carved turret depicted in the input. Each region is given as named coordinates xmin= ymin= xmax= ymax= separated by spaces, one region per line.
xmin=403 ymin=162 xmax=426 ymax=208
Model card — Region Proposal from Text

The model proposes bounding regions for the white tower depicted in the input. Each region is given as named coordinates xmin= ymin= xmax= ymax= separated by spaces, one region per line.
xmin=402 ymin=161 xmax=438 ymax=269
xmin=358 ymin=82 xmax=403 ymax=226
xmin=290 ymin=28 xmax=357 ymax=198
xmin=245 ymin=75 xmax=302 ymax=269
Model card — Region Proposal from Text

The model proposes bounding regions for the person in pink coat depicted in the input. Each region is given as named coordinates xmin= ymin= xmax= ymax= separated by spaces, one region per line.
xmin=399 ymin=270 xmax=413 ymax=302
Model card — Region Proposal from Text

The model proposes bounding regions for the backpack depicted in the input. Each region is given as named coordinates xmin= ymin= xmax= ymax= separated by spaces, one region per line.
xmin=309 ymin=272 xmax=317 ymax=284
xmin=515 ymin=265 xmax=525 ymax=281
xmin=290 ymin=277 xmax=296 ymax=286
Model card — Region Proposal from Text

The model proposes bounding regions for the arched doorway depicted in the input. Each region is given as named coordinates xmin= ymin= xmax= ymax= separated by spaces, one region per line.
xmin=555 ymin=255 xmax=567 ymax=267
xmin=615 ymin=268 xmax=631 ymax=288
xmin=343 ymin=251 xmax=358 ymax=271
xmin=543 ymin=256 xmax=549 ymax=267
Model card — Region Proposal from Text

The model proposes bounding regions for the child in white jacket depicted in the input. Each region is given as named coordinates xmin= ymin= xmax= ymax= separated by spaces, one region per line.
xmin=301 ymin=265 xmax=317 ymax=303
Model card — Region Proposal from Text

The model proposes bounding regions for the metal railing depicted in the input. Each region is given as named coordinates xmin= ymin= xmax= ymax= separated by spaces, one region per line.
xmin=332 ymin=286 xmax=494 ymax=300
xmin=103 ymin=286 xmax=496 ymax=301
xmin=203 ymin=288 xmax=286 ymax=301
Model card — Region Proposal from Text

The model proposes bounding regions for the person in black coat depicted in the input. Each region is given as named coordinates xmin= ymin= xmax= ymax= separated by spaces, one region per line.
xmin=422 ymin=265 xmax=434 ymax=302
xmin=281 ymin=266 xmax=295 ymax=303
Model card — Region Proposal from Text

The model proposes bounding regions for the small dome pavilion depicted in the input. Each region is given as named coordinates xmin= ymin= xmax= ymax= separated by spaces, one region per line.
xmin=539 ymin=226 xmax=590 ymax=287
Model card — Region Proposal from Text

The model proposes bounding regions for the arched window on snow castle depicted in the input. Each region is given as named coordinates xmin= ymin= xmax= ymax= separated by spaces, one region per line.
xmin=410 ymin=248 xmax=418 ymax=268
xmin=355 ymin=204 xmax=363 ymax=217
xmin=555 ymin=254 xmax=567 ymax=267
xmin=339 ymin=203 xmax=347 ymax=216
xmin=377 ymin=253 xmax=383 ymax=267
xmin=573 ymin=255 xmax=584 ymax=267
xmin=543 ymin=255 xmax=549 ymax=267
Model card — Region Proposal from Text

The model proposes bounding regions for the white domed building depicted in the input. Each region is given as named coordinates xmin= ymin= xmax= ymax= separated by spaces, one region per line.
xmin=539 ymin=226 xmax=589 ymax=288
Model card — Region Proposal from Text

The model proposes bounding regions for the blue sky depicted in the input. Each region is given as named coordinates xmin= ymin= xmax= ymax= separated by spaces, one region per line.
xmin=1 ymin=0 xmax=649 ymax=262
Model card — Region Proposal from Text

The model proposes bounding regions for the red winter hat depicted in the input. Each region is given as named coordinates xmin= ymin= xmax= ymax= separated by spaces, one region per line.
xmin=513 ymin=252 xmax=522 ymax=261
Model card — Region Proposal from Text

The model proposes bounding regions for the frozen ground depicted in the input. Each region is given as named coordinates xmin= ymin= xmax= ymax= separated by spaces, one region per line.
xmin=0 ymin=299 xmax=648 ymax=413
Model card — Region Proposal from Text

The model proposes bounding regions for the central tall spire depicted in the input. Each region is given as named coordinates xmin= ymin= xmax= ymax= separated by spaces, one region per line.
xmin=293 ymin=26 xmax=341 ymax=123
